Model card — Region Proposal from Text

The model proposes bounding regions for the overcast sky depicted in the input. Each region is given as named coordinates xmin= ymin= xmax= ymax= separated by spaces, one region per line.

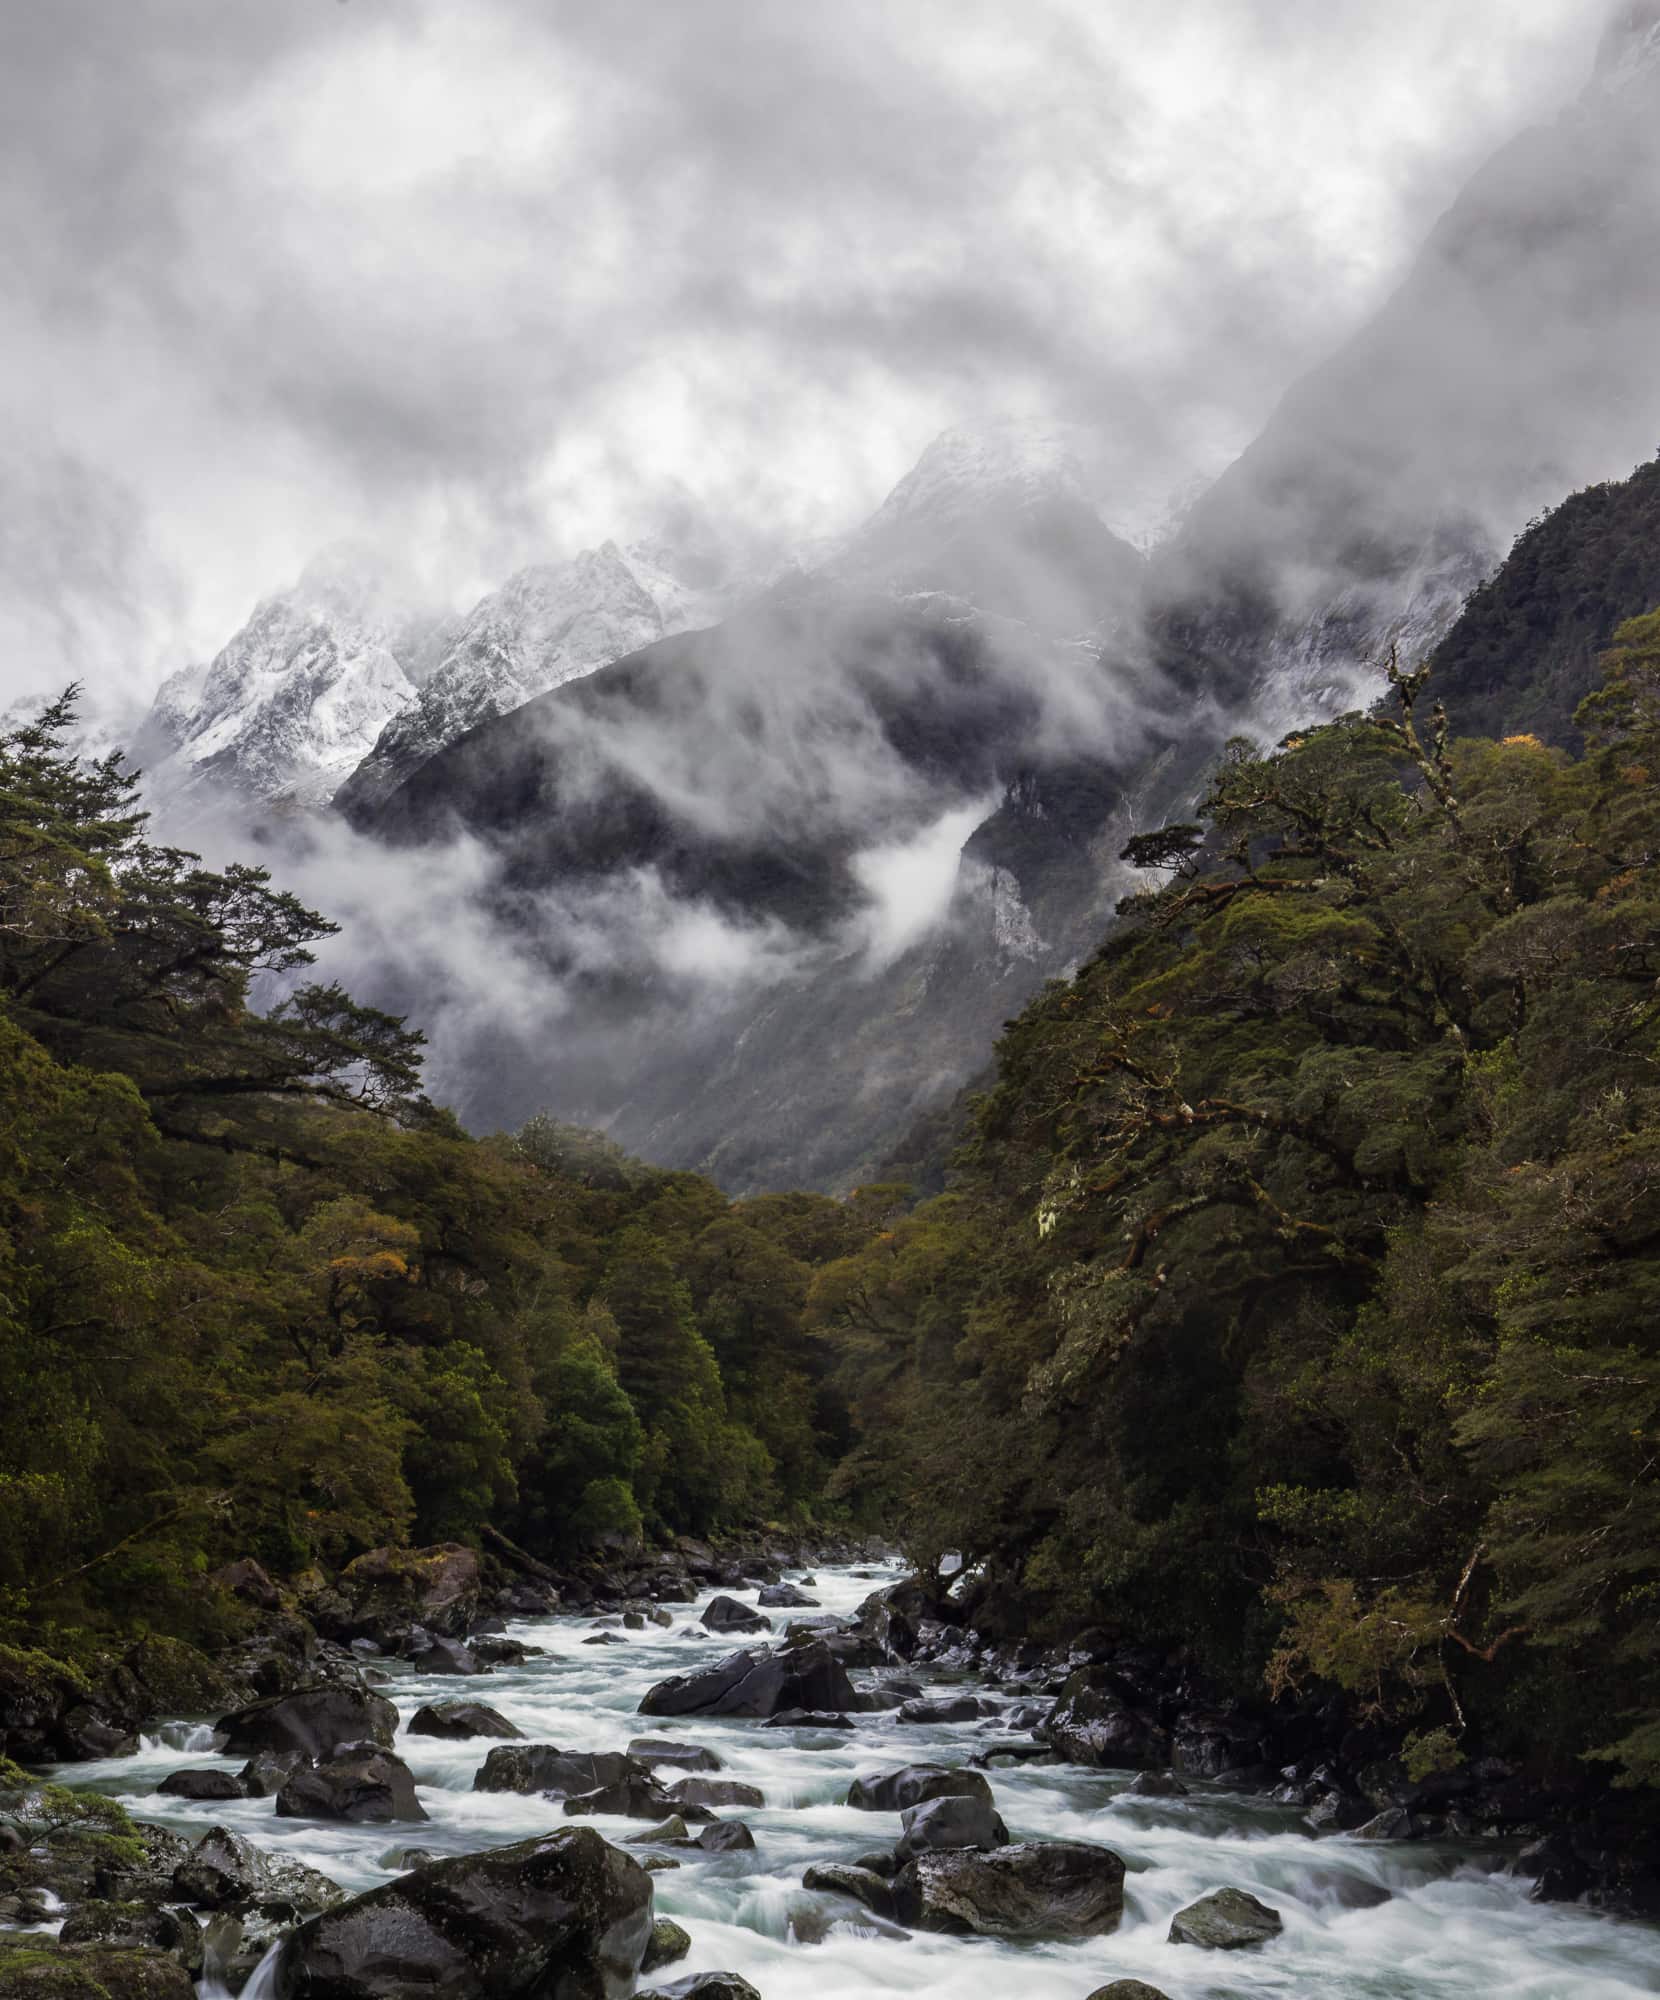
xmin=0 ymin=0 xmax=1611 ymax=724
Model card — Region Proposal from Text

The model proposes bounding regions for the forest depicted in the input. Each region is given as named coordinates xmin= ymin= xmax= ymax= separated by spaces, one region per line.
xmin=4 ymin=605 xmax=1659 ymax=1801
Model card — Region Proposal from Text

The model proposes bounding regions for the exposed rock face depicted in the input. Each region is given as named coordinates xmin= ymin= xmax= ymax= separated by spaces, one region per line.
xmin=272 ymin=1828 xmax=653 ymax=2000
xmin=216 ymin=1685 xmax=397 ymax=1763
xmin=638 ymin=1641 xmax=857 ymax=1719
xmin=1167 ymin=1885 xmax=1284 ymax=1949
xmin=892 ymin=1840 xmax=1127 ymax=1939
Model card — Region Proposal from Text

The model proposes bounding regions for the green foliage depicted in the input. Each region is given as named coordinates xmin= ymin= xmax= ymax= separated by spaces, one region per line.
xmin=0 ymin=697 xmax=889 ymax=1644
xmin=834 ymin=628 xmax=1660 ymax=1786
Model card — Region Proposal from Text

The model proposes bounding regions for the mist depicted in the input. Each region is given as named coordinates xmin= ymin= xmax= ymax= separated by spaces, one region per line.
xmin=1 ymin=0 xmax=1608 ymax=729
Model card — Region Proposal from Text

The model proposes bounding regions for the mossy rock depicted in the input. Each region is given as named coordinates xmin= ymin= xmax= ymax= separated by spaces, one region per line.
xmin=0 ymin=1939 xmax=193 ymax=2000
xmin=115 ymin=1638 xmax=244 ymax=1718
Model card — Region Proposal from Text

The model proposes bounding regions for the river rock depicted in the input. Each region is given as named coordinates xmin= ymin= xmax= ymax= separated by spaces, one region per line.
xmin=0 ymin=1938 xmax=195 ymax=1999
xmin=408 ymin=1700 xmax=522 ymax=1740
xmin=757 ymin=1583 xmax=819 ymax=1608
xmin=1168 ymin=1885 xmax=1284 ymax=1948
xmin=408 ymin=1636 xmax=484 ymax=1676
xmin=326 ymin=1543 xmax=482 ymax=1646
xmin=562 ymin=1778 xmax=714 ymax=1823
xmin=628 ymin=1736 xmax=723 ymax=1771
xmin=1086 ymin=1985 xmax=1172 ymax=2000
xmin=469 ymin=1637 xmax=533 ymax=1667
xmin=854 ymin=1576 xmax=954 ymax=1660
xmin=625 ymin=1817 xmax=691 ymax=1844
xmin=157 ymin=1767 xmax=247 ymax=1801
xmin=1171 ymin=1710 xmax=1270 ymax=1781
xmin=803 ymin=1862 xmax=898 ymax=1918
xmin=1119 ymin=1771 xmax=1189 ymax=1798
xmin=897 ymin=1695 xmax=982 ymax=1724
xmin=666 ymin=1777 xmax=764 ymax=1810
xmin=700 ymin=1596 xmax=771 ymax=1635
xmin=763 ymin=1709 xmax=852 ymax=1730
xmin=638 ymin=1640 xmax=857 ymax=1719
xmin=172 ymin=1827 xmax=344 ymax=1916
xmin=237 ymin=1749 xmax=304 ymax=1797
xmin=642 ymin=1918 xmax=692 ymax=1972
xmin=895 ymin=1792 xmax=1009 ymax=1859
xmin=276 ymin=1748 xmax=428 ymax=1824
xmin=638 ymin=1979 xmax=762 ymax=2000
xmin=846 ymin=1764 xmax=992 ymax=1812
xmin=216 ymin=1684 xmax=397 ymax=1761
xmin=893 ymin=1840 xmax=1126 ymax=1938
xmin=472 ymin=1745 xmax=643 ymax=1795
xmin=1354 ymin=1807 xmax=1421 ymax=1841
xmin=694 ymin=1820 xmax=756 ymax=1852
xmin=271 ymin=1827 xmax=652 ymax=2000
xmin=1038 ymin=1669 xmax=1169 ymax=1770
xmin=59 ymin=1899 xmax=205 ymax=1978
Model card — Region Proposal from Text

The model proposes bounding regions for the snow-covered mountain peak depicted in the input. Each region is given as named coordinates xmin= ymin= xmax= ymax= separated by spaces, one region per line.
xmin=868 ymin=423 xmax=1093 ymax=534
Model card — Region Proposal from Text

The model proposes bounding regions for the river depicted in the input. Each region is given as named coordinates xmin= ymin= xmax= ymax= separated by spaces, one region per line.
xmin=49 ymin=1561 xmax=1660 ymax=1999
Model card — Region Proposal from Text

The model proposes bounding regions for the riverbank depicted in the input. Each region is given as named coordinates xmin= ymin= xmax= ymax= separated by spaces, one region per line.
xmin=4 ymin=1559 xmax=1659 ymax=1998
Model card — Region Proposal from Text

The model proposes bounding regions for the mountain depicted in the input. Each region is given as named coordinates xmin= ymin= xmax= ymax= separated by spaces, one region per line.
xmin=334 ymin=536 xmax=743 ymax=816
xmin=134 ymin=547 xmax=445 ymax=812
xmin=1147 ymin=2 xmax=1660 ymax=726
xmin=343 ymin=22 xmax=1660 ymax=1192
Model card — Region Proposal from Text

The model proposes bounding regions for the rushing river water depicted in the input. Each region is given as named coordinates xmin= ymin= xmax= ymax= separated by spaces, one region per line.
xmin=49 ymin=1561 xmax=1660 ymax=1999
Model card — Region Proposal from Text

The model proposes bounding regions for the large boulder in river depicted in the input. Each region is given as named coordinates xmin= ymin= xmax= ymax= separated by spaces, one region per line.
xmin=757 ymin=1583 xmax=819 ymax=1608
xmin=216 ymin=1684 xmax=397 ymax=1761
xmin=409 ymin=1700 xmax=522 ymax=1740
xmin=638 ymin=1640 xmax=856 ymax=1719
xmin=665 ymin=1777 xmax=764 ymax=1811
xmin=893 ymin=1840 xmax=1126 ymax=1939
xmin=894 ymin=1792 xmax=1008 ymax=1859
xmin=1168 ymin=1885 xmax=1283 ymax=1949
xmin=802 ymin=1863 xmax=897 ymax=1918
xmin=561 ymin=1776 xmax=700 ymax=1822
xmin=1086 ymin=1985 xmax=1172 ymax=2000
xmin=851 ymin=1575 xmax=954 ymax=1661
xmin=700 ymin=1596 xmax=770 ymax=1635
xmin=472 ymin=1745 xmax=645 ymax=1797
xmin=272 ymin=1828 xmax=652 ymax=2000
xmin=627 ymin=1737 xmax=722 ymax=1772
xmin=322 ymin=1544 xmax=482 ymax=1646
xmin=1038 ymin=1669 xmax=1170 ymax=1770
xmin=846 ymin=1764 xmax=992 ymax=1812
xmin=276 ymin=1748 xmax=428 ymax=1824
xmin=172 ymin=1827 xmax=345 ymax=1916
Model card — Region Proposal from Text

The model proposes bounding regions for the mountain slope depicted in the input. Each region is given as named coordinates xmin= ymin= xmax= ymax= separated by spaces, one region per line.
xmin=1429 ymin=454 xmax=1660 ymax=748
xmin=335 ymin=537 xmax=742 ymax=816
xmin=136 ymin=548 xmax=442 ymax=811
xmin=1147 ymin=6 xmax=1660 ymax=722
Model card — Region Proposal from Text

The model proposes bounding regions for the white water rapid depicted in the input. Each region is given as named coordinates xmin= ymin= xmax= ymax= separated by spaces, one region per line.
xmin=50 ymin=1563 xmax=1660 ymax=1998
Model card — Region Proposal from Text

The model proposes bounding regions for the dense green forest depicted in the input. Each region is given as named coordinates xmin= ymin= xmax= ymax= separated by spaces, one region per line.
xmin=6 ymin=593 xmax=1660 ymax=1802
xmin=824 ymin=612 xmax=1660 ymax=1789
xmin=0 ymin=699 xmax=900 ymax=1649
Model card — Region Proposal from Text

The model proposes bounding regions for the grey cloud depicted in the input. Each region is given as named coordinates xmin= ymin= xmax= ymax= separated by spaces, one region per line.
xmin=1 ymin=0 xmax=1610 ymax=703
